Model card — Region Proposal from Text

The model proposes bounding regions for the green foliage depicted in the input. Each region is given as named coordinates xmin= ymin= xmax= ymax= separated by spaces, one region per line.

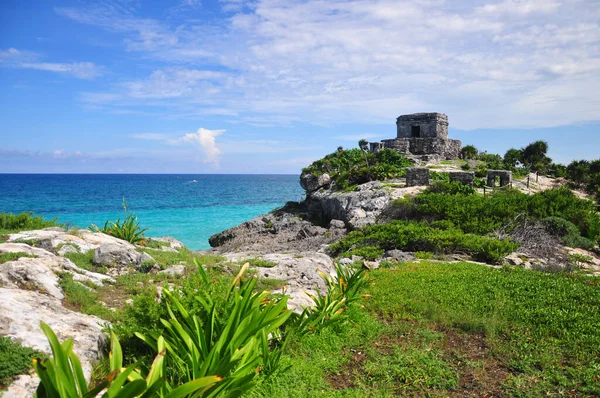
xmin=567 ymin=159 xmax=600 ymax=202
xmin=136 ymin=263 xmax=293 ymax=395
xmin=395 ymin=187 xmax=600 ymax=242
xmin=58 ymin=273 xmax=114 ymax=320
xmin=541 ymin=217 xmax=596 ymax=250
xmin=89 ymin=214 xmax=148 ymax=244
xmin=302 ymin=148 xmax=413 ymax=191
xmin=330 ymin=221 xmax=519 ymax=264
xmin=429 ymin=171 xmax=449 ymax=182
xmin=521 ymin=140 xmax=551 ymax=172
xmin=503 ymin=148 xmax=522 ymax=168
xmin=0 ymin=251 xmax=36 ymax=264
xmin=414 ymin=251 xmax=434 ymax=260
xmin=0 ymin=337 xmax=42 ymax=387
xmin=144 ymin=240 xmax=170 ymax=250
xmin=367 ymin=262 xmax=600 ymax=396
xmin=63 ymin=250 xmax=96 ymax=272
xmin=425 ymin=180 xmax=475 ymax=195
xmin=291 ymin=264 xmax=368 ymax=335
xmin=34 ymin=322 xmax=219 ymax=398
xmin=569 ymin=253 xmax=594 ymax=266
xmin=460 ymin=145 xmax=478 ymax=160
xmin=244 ymin=257 xmax=278 ymax=268
xmin=339 ymin=246 xmax=385 ymax=261
xmin=0 ymin=212 xmax=61 ymax=233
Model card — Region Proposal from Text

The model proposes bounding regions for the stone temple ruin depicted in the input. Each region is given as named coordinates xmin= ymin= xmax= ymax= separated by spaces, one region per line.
xmin=369 ymin=113 xmax=462 ymax=160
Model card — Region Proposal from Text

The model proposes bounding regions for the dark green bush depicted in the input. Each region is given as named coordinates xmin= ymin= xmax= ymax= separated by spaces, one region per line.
xmin=541 ymin=217 xmax=596 ymax=250
xmin=394 ymin=187 xmax=600 ymax=242
xmin=0 ymin=336 xmax=42 ymax=386
xmin=302 ymin=148 xmax=413 ymax=191
xmin=426 ymin=181 xmax=475 ymax=195
xmin=0 ymin=212 xmax=60 ymax=232
xmin=330 ymin=221 xmax=519 ymax=264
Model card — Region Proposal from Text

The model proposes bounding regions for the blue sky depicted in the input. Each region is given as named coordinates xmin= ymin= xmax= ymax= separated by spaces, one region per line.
xmin=0 ymin=0 xmax=598 ymax=174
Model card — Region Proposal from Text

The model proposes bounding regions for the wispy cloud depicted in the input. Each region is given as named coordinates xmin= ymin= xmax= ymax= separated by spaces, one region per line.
xmin=56 ymin=0 xmax=600 ymax=129
xmin=0 ymin=48 xmax=102 ymax=79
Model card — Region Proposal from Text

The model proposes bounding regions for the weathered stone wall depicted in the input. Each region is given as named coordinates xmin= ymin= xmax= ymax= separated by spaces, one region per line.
xmin=487 ymin=170 xmax=512 ymax=187
xmin=407 ymin=138 xmax=462 ymax=159
xmin=396 ymin=113 xmax=449 ymax=139
xmin=381 ymin=139 xmax=410 ymax=154
xmin=369 ymin=142 xmax=384 ymax=153
xmin=449 ymin=171 xmax=475 ymax=186
xmin=406 ymin=167 xmax=430 ymax=186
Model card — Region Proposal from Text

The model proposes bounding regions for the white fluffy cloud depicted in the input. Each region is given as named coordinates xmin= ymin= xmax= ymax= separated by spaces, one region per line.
xmin=177 ymin=128 xmax=225 ymax=166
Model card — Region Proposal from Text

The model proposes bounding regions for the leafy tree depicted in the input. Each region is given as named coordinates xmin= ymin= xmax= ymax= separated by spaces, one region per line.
xmin=503 ymin=148 xmax=522 ymax=168
xmin=358 ymin=138 xmax=370 ymax=167
xmin=567 ymin=160 xmax=590 ymax=186
xmin=521 ymin=140 xmax=551 ymax=172
xmin=461 ymin=145 xmax=478 ymax=160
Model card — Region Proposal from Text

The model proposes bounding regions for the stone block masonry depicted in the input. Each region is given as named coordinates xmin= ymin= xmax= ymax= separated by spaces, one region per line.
xmin=369 ymin=112 xmax=462 ymax=160
xmin=487 ymin=170 xmax=512 ymax=187
xmin=406 ymin=167 xmax=430 ymax=187
xmin=449 ymin=171 xmax=475 ymax=186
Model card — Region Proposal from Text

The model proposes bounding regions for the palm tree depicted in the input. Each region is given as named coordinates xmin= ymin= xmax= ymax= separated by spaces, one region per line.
xmin=358 ymin=139 xmax=370 ymax=167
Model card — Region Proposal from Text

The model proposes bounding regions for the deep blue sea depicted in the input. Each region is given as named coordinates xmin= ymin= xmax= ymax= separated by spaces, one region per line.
xmin=0 ymin=174 xmax=304 ymax=250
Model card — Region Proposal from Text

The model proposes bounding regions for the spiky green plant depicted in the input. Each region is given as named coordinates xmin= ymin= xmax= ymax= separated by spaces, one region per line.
xmin=136 ymin=262 xmax=293 ymax=397
xmin=290 ymin=264 xmax=368 ymax=335
xmin=33 ymin=322 xmax=221 ymax=398
xmin=89 ymin=214 xmax=148 ymax=244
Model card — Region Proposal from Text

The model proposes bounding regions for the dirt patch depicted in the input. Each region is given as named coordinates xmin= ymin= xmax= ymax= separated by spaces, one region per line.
xmin=439 ymin=327 xmax=510 ymax=397
xmin=327 ymin=347 xmax=369 ymax=390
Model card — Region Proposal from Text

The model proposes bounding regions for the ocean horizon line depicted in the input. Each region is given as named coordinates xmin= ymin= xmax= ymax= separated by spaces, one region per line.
xmin=0 ymin=172 xmax=300 ymax=176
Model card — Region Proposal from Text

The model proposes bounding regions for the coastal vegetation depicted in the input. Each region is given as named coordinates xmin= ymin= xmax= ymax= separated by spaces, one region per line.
xmin=302 ymin=147 xmax=413 ymax=191
xmin=0 ymin=211 xmax=61 ymax=236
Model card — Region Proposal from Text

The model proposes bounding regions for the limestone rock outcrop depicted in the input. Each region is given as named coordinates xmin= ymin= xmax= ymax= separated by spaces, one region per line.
xmin=300 ymin=172 xmax=331 ymax=194
xmin=0 ymin=288 xmax=108 ymax=398
xmin=222 ymin=251 xmax=335 ymax=313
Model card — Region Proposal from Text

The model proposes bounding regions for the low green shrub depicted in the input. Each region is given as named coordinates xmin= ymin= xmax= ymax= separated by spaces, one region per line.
xmin=393 ymin=187 xmax=600 ymax=242
xmin=414 ymin=251 xmax=434 ymax=260
xmin=426 ymin=181 xmax=475 ymax=195
xmin=0 ymin=252 xmax=36 ymax=264
xmin=245 ymin=257 xmax=278 ymax=268
xmin=0 ymin=337 xmax=42 ymax=387
xmin=330 ymin=221 xmax=519 ymax=264
xmin=63 ymin=250 xmax=95 ymax=271
xmin=339 ymin=246 xmax=385 ymax=261
xmin=302 ymin=148 xmax=413 ymax=191
xmin=542 ymin=217 xmax=596 ymax=250
xmin=0 ymin=212 xmax=61 ymax=233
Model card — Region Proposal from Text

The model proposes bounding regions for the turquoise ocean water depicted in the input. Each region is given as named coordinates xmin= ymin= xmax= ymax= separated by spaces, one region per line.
xmin=0 ymin=174 xmax=304 ymax=250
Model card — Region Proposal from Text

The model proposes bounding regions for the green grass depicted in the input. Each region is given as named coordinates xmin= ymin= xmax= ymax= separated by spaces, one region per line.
xmin=142 ymin=247 xmax=224 ymax=269
xmin=0 ymin=337 xmax=43 ymax=389
xmin=0 ymin=252 xmax=36 ymax=264
xmin=365 ymin=262 xmax=600 ymax=396
xmin=63 ymin=249 xmax=98 ymax=272
xmin=143 ymin=239 xmax=170 ymax=249
xmin=244 ymin=257 xmax=278 ymax=268
xmin=56 ymin=242 xmax=81 ymax=252
xmin=248 ymin=262 xmax=600 ymax=397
